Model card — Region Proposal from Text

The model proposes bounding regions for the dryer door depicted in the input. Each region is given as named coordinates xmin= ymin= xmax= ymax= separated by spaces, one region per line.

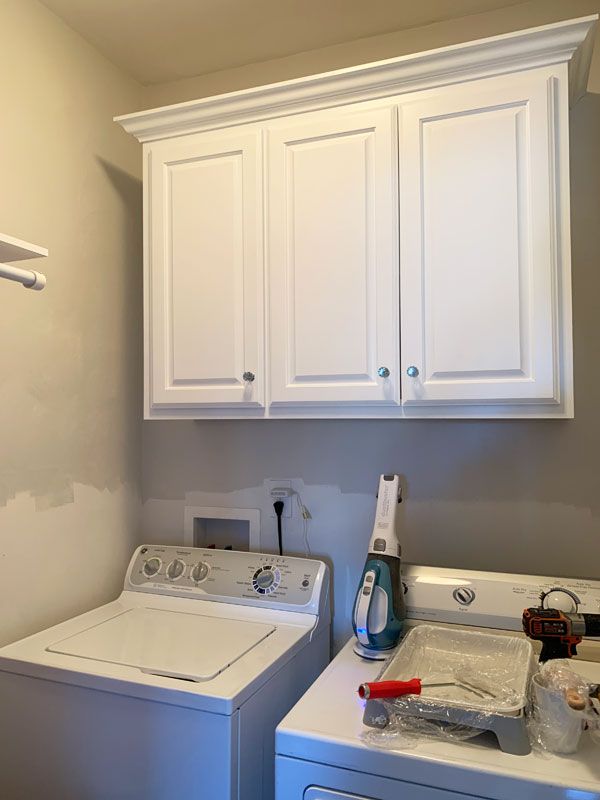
xmin=305 ymin=786 xmax=478 ymax=800
xmin=47 ymin=607 xmax=275 ymax=681
xmin=277 ymin=756 xmax=485 ymax=800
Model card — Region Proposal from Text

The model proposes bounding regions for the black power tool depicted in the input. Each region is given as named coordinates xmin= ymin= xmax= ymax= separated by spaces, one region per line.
xmin=523 ymin=590 xmax=600 ymax=662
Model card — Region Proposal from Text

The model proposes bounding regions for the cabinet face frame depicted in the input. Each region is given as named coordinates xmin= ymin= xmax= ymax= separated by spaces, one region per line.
xmin=266 ymin=105 xmax=401 ymax=408
xmin=145 ymin=128 xmax=265 ymax=413
xmin=398 ymin=66 xmax=572 ymax=410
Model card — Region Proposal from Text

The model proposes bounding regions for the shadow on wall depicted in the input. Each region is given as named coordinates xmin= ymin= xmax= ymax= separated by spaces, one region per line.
xmin=96 ymin=156 xmax=144 ymax=492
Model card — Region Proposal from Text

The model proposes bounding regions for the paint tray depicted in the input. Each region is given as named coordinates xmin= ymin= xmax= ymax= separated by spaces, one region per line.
xmin=363 ymin=624 xmax=535 ymax=754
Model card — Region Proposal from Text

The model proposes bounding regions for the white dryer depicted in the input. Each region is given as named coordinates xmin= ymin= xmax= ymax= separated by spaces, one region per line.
xmin=0 ymin=545 xmax=330 ymax=800
xmin=276 ymin=566 xmax=600 ymax=800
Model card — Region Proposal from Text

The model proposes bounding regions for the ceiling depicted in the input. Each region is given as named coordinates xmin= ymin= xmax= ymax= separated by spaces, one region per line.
xmin=39 ymin=0 xmax=531 ymax=86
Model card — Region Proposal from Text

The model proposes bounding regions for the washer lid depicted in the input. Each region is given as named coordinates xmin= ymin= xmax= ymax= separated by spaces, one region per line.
xmin=46 ymin=608 xmax=275 ymax=682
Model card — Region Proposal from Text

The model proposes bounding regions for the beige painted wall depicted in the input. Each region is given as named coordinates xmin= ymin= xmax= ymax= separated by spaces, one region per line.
xmin=142 ymin=0 xmax=600 ymax=106
xmin=0 ymin=0 xmax=143 ymax=645
xmin=139 ymin=0 xmax=600 ymax=650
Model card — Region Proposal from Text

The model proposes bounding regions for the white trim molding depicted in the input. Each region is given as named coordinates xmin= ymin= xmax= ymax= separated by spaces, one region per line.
xmin=116 ymin=15 xmax=597 ymax=142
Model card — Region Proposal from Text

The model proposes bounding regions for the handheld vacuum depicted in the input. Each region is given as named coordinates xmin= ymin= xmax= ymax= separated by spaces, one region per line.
xmin=352 ymin=474 xmax=406 ymax=659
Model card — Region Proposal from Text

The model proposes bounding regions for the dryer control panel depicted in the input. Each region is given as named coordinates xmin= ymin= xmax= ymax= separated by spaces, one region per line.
xmin=403 ymin=565 xmax=600 ymax=632
xmin=126 ymin=545 xmax=328 ymax=616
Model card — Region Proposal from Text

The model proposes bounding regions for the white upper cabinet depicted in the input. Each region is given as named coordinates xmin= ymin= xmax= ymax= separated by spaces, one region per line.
xmin=399 ymin=68 xmax=565 ymax=408
xmin=116 ymin=15 xmax=596 ymax=419
xmin=147 ymin=129 xmax=264 ymax=411
xmin=267 ymin=107 xmax=399 ymax=407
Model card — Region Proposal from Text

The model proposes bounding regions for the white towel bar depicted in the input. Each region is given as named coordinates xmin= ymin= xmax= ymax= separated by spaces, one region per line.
xmin=0 ymin=261 xmax=46 ymax=290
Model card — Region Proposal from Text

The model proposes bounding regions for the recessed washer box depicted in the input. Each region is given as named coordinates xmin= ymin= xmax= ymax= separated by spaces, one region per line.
xmin=184 ymin=505 xmax=261 ymax=551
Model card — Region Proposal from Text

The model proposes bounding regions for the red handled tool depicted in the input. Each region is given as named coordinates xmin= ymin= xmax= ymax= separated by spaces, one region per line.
xmin=358 ymin=678 xmax=455 ymax=700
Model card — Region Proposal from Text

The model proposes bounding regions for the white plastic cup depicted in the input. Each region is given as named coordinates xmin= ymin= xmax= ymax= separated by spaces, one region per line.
xmin=531 ymin=674 xmax=584 ymax=754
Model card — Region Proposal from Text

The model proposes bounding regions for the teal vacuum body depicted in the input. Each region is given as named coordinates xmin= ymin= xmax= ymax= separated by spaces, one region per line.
xmin=352 ymin=475 xmax=406 ymax=659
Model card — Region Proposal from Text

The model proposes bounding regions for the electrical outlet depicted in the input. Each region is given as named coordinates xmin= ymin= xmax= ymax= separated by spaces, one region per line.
xmin=265 ymin=479 xmax=293 ymax=517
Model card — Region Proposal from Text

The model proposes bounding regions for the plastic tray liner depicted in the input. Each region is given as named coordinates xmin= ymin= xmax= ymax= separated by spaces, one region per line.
xmin=377 ymin=624 xmax=533 ymax=716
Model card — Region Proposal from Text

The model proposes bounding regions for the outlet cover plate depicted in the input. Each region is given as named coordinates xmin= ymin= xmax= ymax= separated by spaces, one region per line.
xmin=266 ymin=479 xmax=293 ymax=517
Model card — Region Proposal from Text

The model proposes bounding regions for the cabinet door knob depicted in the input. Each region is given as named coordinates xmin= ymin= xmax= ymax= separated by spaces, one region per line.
xmin=242 ymin=371 xmax=255 ymax=383
xmin=406 ymin=366 xmax=419 ymax=378
xmin=377 ymin=367 xmax=390 ymax=378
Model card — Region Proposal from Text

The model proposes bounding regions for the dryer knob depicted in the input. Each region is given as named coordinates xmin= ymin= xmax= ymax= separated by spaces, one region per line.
xmin=453 ymin=587 xmax=476 ymax=606
xmin=543 ymin=589 xmax=579 ymax=613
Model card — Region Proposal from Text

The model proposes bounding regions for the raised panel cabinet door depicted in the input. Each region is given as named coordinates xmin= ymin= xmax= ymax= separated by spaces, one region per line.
xmin=267 ymin=107 xmax=400 ymax=406
xmin=148 ymin=129 xmax=263 ymax=408
xmin=400 ymin=68 xmax=565 ymax=405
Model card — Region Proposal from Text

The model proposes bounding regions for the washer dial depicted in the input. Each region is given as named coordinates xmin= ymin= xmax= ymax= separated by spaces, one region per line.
xmin=143 ymin=557 xmax=161 ymax=578
xmin=191 ymin=562 xmax=210 ymax=583
xmin=252 ymin=566 xmax=281 ymax=595
xmin=166 ymin=558 xmax=186 ymax=581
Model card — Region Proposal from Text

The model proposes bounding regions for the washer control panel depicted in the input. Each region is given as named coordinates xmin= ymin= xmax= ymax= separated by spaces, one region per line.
xmin=403 ymin=565 xmax=600 ymax=631
xmin=126 ymin=545 xmax=327 ymax=614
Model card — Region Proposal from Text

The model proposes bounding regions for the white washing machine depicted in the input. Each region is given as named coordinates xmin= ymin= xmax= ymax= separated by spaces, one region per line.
xmin=276 ymin=566 xmax=600 ymax=800
xmin=0 ymin=544 xmax=330 ymax=800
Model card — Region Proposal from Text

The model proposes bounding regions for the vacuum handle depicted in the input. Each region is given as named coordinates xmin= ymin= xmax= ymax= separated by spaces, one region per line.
xmin=355 ymin=569 xmax=377 ymax=647
xmin=358 ymin=679 xmax=422 ymax=700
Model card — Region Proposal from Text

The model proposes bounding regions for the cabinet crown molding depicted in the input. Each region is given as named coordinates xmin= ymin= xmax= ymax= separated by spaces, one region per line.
xmin=116 ymin=15 xmax=597 ymax=143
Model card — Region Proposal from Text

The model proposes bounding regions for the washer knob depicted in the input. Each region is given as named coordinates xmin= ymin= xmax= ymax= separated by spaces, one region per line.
xmin=166 ymin=559 xmax=185 ymax=580
xmin=143 ymin=557 xmax=161 ymax=578
xmin=191 ymin=562 xmax=209 ymax=583
xmin=252 ymin=566 xmax=281 ymax=594
xmin=256 ymin=570 xmax=275 ymax=589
